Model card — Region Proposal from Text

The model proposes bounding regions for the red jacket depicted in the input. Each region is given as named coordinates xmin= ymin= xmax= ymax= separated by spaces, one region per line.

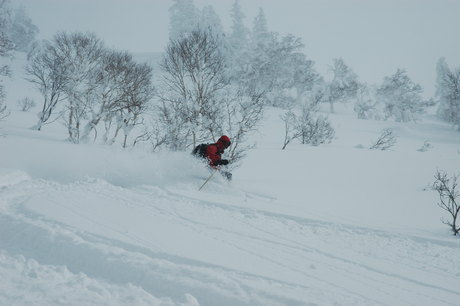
xmin=204 ymin=135 xmax=231 ymax=168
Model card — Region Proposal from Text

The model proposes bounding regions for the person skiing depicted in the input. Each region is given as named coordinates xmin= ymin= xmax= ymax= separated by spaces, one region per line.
xmin=193 ymin=135 xmax=232 ymax=180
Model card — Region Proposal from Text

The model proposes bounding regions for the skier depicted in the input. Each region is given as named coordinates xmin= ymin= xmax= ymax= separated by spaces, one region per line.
xmin=193 ymin=135 xmax=232 ymax=180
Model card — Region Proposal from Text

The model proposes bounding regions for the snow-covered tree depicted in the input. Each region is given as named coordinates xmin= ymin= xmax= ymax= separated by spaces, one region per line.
xmin=251 ymin=8 xmax=270 ymax=47
xmin=0 ymin=0 xmax=14 ymax=120
xmin=325 ymin=58 xmax=359 ymax=113
xmin=199 ymin=5 xmax=224 ymax=36
xmin=435 ymin=58 xmax=460 ymax=130
xmin=6 ymin=5 xmax=38 ymax=52
xmin=290 ymin=53 xmax=321 ymax=105
xmin=354 ymin=84 xmax=379 ymax=120
xmin=243 ymin=33 xmax=307 ymax=107
xmin=168 ymin=0 xmax=199 ymax=40
xmin=228 ymin=0 xmax=248 ymax=51
xmin=0 ymin=1 xmax=38 ymax=52
xmin=376 ymin=69 xmax=426 ymax=122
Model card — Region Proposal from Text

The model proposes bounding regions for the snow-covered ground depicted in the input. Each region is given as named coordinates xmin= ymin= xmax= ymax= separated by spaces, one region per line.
xmin=1 ymin=54 xmax=460 ymax=306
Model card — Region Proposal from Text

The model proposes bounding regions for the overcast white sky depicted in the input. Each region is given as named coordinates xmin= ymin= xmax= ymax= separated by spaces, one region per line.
xmin=15 ymin=0 xmax=460 ymax=98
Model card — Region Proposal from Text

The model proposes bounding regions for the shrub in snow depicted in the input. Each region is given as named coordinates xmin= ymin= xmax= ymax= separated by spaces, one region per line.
xmin=417 ymin=140 xmax=433 ymax=152
xmin=17 ymin=97 xmax=36 ymax=111
xmin=369 ymin=128 xmax=397 ymax=150
xmin=281 ymin=102 xmax=335 ymax=149
xmin=433 ymin=170 xmax=460 ymax=236
xmin=298 ymin=114 xmax=335 ymax=146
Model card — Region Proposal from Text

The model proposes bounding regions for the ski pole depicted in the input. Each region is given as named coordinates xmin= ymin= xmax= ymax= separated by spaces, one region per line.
xmin=199 ymin=169 xmax=218 ymax=191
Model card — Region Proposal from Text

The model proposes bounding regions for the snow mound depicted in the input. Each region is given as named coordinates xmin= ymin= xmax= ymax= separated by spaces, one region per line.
xmin=0 ymin=250 xmax=199 ymax=306
xmin=0 ymin=169 xmax=30 ymax=188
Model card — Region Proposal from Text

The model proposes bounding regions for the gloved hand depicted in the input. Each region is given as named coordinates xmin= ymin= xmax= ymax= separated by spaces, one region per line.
xmin=217 ymin=159 xmax=229 ymax=165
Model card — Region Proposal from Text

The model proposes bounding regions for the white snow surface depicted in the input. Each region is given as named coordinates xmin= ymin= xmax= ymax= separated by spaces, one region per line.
xmin=1 ymin=54 xmax=460 ymax=306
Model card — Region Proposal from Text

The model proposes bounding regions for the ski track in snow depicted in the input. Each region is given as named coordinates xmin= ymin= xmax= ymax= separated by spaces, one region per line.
xmin=1 ymin=173 xmax=460 ymax=306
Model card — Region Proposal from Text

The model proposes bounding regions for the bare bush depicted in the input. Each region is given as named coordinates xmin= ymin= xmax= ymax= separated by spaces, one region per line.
xmin=369 ymin=128 xmax=397 ymax=150
xmin=417 ymin=140 xmax=433 ymax=152
xmin=281 ymin=102 xmax=335 ymax=149
xmin=159 ymin=29 xmax=228 ymax=149
xmin=300 ymin=115 xmax=335 ymax=146
xmin=17 ymin=97 xmax=36 ymax=111
xmin=433 ymin=170 xmax=460 ymax=236
xmin=295 ymin=103 xmax=334 ymax=146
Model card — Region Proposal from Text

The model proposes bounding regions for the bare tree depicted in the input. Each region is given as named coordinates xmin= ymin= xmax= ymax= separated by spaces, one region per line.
xmin=433 ymin=170 xmax=460 ymax=236
xmin=81 ymin=50 xmax=129 ymax=142
xmin=115 ymin=61 xmax=154 ymax=148
xmin=280 ymin=108 xmax=297 ymax=150
xmin=26 ymin=40 xmax=68 ymax=130
xmin=221 ymin=88 xmax=264 ymax=164
xmin=80 ymin=50 xmax=154 ymax=146
xmin=5 ymin=5 xmax=38 ymax=52
xmin=369 ymin=128 xmax=397 ymax=150
xmin=47 ymin=32 xmax=106 ymax=143
xmin=158 ymin=28 xmax=228 ymax=149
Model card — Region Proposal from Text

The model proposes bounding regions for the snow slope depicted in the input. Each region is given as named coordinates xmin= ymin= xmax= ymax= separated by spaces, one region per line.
xmin=1 ymin=54 xmax=460 ymax=306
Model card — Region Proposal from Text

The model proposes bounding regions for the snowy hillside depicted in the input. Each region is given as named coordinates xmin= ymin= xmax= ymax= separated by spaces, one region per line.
xmin=1 ymin=54 xmax=460 ymax=306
